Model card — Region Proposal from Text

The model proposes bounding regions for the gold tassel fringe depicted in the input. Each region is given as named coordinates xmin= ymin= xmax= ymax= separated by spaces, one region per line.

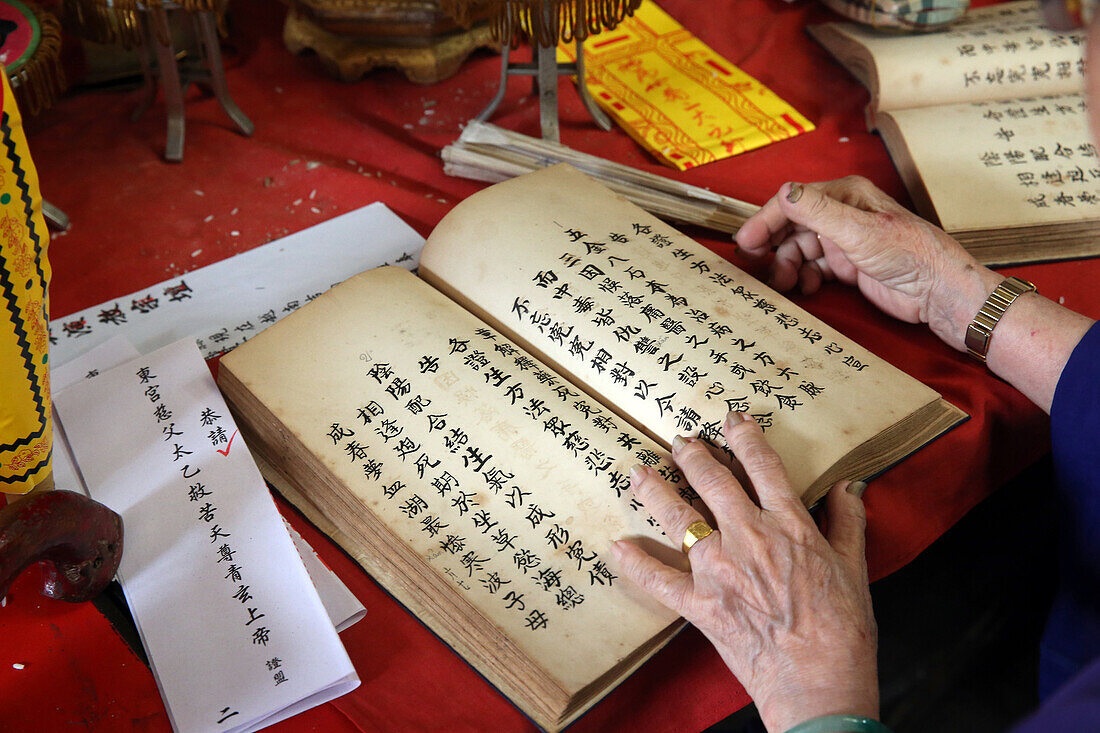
xmin=63 ymin=0 xmax=225 ymax=48
xmin=62 ymin=0 xmax=144 ymax=49
xmin=441 ymin=0 xmax=642 ymax=46
xmin=8 ymin=1 xmax=67 ymax=116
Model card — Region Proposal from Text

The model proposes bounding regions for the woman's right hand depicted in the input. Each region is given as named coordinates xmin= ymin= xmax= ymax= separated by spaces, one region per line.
xmin=735 ymin=176 xmax=1001 ymax=353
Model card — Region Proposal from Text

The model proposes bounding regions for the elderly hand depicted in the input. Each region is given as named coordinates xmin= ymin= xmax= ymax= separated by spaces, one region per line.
xmin=735 ymin=176 xmax=1002 ymax=353
xmin=611 ymin=412 xmax=878 ymax=733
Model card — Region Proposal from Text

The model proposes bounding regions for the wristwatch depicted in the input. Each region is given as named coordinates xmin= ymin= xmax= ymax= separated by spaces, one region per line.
xmin=964 ymin=276 xmax=1037 ymax=362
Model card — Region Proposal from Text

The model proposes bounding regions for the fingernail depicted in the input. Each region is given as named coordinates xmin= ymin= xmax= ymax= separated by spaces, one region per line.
xmin=725 ymin=410 xmax=750 ymax=427
xmin=846 ymin=480 xmax=867 ymax=498
xmin=672 ymin=435 xmax=688 ymax=452
xmin=629 ymin=464 xmax=645 ymax=484
xmin=786 ymin=182 xmax=803 ymax=203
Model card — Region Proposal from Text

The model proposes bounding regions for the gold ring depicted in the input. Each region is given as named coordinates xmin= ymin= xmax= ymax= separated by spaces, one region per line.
xmin=682 ymin=520 xmax=715 ymax=553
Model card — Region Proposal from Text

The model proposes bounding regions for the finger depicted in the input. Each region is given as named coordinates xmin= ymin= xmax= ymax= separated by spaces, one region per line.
xmin=737 ymin=238 xmax=771 ymax=262
xmin=820 ymin=237 xmax=860 ymax=284
xmin=771 ymin=238 xmax=805 ymax=291
xmin=722 ymin=412 xmax=805 ymax=514
xmin=671 ymin=435 xmax=756 ymax=528
xmin=700 ymin=436 xmax=752 ymax=490
xmin=813 ymin=255 xmax=834 ymax=282
xmin=630 ymin=465 xmax=711 ymax=547
xmin=793 ymin=229 xmax=826 ymax=261
xmin=611 ymin=539 xmax=695 ymax=613
xmin=768 ymin=220 xmax=794 ymax=253
xmin=695 ymin=436 xmax=756 ymax=505
xmin=775 ymin=230 xmax=830 ymax=292
xmin=798 ymin=259 xmax=824 ymax=295
xmin=777 ymin=181 xmax=884 ymax=265
xmin=735 ymin=193 xmax=792 ymax=255
xmin=825 ymin=480 xmax=869 ymax=577
xmin=827 ymin=174 xmax=907 ymax=213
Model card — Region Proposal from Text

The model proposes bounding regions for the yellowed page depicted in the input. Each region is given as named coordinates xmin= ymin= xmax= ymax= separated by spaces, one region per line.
xmin=221 ymin=266 xmax=682 ymax=697
xmin=421 ymin=164 xmax=945 ymax=499
xmin=880 ymin=92 xmax=1099 ymax=231
xmin=818 ymin=1 xmax=1084 ymax=112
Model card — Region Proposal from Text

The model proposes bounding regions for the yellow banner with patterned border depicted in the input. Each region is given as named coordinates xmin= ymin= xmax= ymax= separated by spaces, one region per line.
xmin=559 ymin=0 xmax=814 ymax=170
xmin=0 ymin=70 xmax=52 ymax=494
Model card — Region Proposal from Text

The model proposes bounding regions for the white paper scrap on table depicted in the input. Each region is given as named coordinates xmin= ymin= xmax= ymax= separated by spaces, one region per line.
xmin=54 ymin=339 xmax=359 ymax=733
xmin=51 ymin=340 xmax=367 ymax=633
xmin=50 ymin=336 xmax=141 ymax=493
xmin=283 ymin=521 xmax=366 ymax=633
xmin=49 ymin=202 xmax=425 ymax=366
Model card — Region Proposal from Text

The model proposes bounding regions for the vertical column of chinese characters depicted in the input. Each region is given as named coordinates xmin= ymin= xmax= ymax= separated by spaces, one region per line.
xmin=332 ymin=354 xmax=559 ymax=631
xmin=651 ymin=227 xmax=868 ymax=382
xmin=679 ymin=253 xmax=841 ymax=401
xmin=953 ymin=15 xmax=1084 ymax=93
xmin=444 ymin=332 xmax=627 ymax=625
xmin=199 ymin=285 xmax=335 ymax=359
xmin=136 ymin=364 xmax=286 ymax=727
xmin=982 ymin=96 xmax=1100 ymax=210
xmin=443 ymin=343 xmax=558 ymax=629
xmin=521 ymin=222 xmax=854 ymax=456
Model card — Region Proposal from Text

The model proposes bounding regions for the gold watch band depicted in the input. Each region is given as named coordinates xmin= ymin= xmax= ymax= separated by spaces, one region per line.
xmin=964 ymin=276 xmax=1037 ymax=362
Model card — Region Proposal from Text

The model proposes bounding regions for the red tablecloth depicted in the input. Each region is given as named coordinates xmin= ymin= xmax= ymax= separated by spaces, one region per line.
xmin=3 ymin=0 xmax=1098 ymax=730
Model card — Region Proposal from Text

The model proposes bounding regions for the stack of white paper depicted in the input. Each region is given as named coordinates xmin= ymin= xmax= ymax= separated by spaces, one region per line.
xmin=49 ymin=202 xmax=424 ymax=364
xmin=55 ymin=339 xmax=360 ymax=732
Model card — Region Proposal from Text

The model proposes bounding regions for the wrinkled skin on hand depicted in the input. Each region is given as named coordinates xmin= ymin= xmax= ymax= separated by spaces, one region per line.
xmin=611 ymin=413 xmax=878 ymax=733
xmin=735 ymin=176 xmax=999 ymax=353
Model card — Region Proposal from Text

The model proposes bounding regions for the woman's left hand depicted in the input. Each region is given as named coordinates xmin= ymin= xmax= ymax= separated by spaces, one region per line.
xmin=611 ymin=411 xmax=879 ymax=733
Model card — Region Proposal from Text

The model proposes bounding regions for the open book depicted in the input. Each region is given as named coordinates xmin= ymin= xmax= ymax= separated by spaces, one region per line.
xmin=810 ymin=1 xmax=1099 ymax=265
xmin=217 ymin=164 xmax=965 ymax=730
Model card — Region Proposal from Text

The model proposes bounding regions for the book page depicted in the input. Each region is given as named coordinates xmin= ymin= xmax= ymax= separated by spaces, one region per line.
xmin=815 ymin=1 xmax=1084 ymax=112
xmin=54 ymin=339 xmax=358 ymax=733
xmin=879 ymin=92 xmax=1100 ymax=231
xmin=49 ymin=202 xmax=423 ymax=365
xmin=220 ymin=266 xmax=683 ymax=697
xmin=49 ymin=336 xmax=368 ymax=634
xmin=421 ymin=165 xmax=946 ymax=500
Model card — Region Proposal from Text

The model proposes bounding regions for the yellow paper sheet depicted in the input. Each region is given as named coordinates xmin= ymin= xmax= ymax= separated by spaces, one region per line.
xmin=559 ymin=1 xmax=814 ymax=170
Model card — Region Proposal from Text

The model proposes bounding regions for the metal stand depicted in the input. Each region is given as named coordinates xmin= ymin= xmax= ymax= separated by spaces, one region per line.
xmin=476 ymin=37 xmax=611 ymax=142
xmin=132 ymin=4 xmax=254 ymax=162
xmin=42 ymin=200 xmax=70 ymax=231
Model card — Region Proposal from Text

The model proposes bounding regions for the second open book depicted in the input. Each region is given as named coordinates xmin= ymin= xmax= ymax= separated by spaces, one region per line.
xmin=811 ymin=0 xmax=1100 ymax=265
xmin=218 ymin=164 xmax=964 ymax=730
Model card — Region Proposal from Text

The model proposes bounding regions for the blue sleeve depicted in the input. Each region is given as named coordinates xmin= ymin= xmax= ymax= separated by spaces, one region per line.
xmin=1033 ymin=320 xmax=1100 ymax=706
xmin=1015 ymin=657 xmax=1100 ymax=731
xmin=1049 ymin=319 xmax=1100 ymax=572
